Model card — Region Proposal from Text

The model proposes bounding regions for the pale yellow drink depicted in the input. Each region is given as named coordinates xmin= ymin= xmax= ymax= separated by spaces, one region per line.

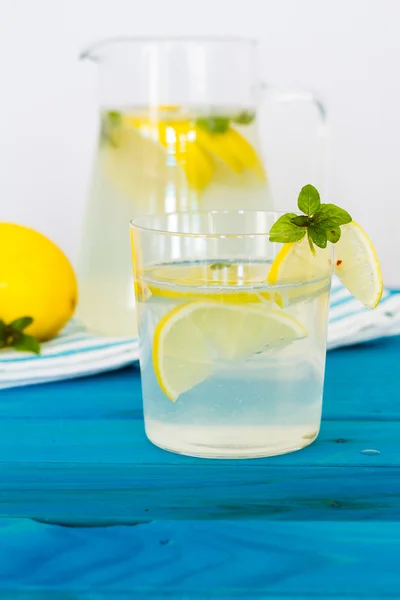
xmin=136 ymin=260 xmax=330 ymax=458
xmin=77 ymin=107 xmax=270 ymax=336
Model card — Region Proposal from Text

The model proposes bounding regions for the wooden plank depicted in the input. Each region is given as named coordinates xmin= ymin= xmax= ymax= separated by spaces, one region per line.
xmin=1 ymin=462 xmax=399 ymax=523
xmin=0 ymin=518 xmax=399 ymax=598
xmin=0 ymin=366 xmax=142 ymax=421
xmin=324 ymin=337 xmax=400 ymax=421
xmin=0 ymin=419 xmax=394 ymax=466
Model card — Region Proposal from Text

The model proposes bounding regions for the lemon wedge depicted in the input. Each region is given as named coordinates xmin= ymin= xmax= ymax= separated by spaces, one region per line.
xmin=153 ymin=302 xmax=307 ymax=401
xmin=334 ymin=221 xmax=383 ymax=309
xmin=268 ymin=221 xmax=383 ymax=309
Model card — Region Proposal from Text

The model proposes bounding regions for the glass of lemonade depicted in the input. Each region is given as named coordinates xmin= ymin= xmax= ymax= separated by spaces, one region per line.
xmin=131 ymin=211 xmax=333 ymax=459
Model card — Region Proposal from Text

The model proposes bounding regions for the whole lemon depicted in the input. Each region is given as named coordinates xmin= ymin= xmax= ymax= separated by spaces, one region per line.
xmin=0 ymin=223 xmax=78 ymax=341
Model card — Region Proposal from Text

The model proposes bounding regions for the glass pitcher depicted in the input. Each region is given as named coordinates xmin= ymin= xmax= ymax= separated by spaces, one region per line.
xmin=78 ymin=37 xmax=326 ymax=337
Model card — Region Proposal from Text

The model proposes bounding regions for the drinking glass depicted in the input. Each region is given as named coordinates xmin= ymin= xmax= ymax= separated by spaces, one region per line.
xmin=130 ymin=210 xmax=333 ymax=459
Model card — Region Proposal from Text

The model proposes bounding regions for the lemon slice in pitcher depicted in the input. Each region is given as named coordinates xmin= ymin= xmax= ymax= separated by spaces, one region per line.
xmin=102 ymin=115 xmax=213 ymax=203
xmin=131 ymin=118 xmax=214 ymax=191
xmin=101 ymin=109 xmax=267 ymax=202
xmin=195 ymin=126 xmax=266 ymax=182
xmin=153 ymin=302 xmax=307 ymax=401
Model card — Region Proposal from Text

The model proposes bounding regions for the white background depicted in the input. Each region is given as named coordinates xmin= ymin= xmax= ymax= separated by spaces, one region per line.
xmin=1 ymin=0 xmax=399 ymax=285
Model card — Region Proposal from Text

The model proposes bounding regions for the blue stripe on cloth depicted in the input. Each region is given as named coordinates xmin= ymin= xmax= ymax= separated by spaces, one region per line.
xmin=329 ymin=291 xmax=392 ymax=322
xmin=0 ymin=280 xmax=399 ymax=389
xmin=330 ymin=290 xmax=389 ymax=311
xmin=0 ymin=337 xmax=136 ymax=363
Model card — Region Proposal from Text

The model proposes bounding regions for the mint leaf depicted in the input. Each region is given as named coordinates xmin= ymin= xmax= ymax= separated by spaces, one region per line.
xmin=0 ymin=316 xmax=41 ymax=353
xmin=100 ymin=111 xmax=122 ymax=148
xmin=326 ymin=227 xmax=341 ymax=243
xmin=12 ymin=333 xmax=41 ymax=355
xmin=308 ymin=224 xmax=327 ymax=248
xmin=196 ymin=117 xmax=230 ymax=134
xmin=298 ymin=184 xmax=321 ymax=216
xmin=107 ymin=110 xmax=121 ymax=127
xmin=232 ymin=111 xmax=255 ymax=125
xmin=313 ymin=204 xmax=352 ymax=227
xmin=307 ymin=232 xmax=316 ymax=255
xmin=10 ymin=316 xmax=33 ymax=332
xmin=269 ymin=213 xmax=307 ymax=243
xmin=291 ymin=215 xmax=310 ymax=227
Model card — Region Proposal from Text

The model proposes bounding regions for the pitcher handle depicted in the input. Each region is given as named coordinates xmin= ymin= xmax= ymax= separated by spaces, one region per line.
xmin=261 ymin=84 xmax=329 ymax=206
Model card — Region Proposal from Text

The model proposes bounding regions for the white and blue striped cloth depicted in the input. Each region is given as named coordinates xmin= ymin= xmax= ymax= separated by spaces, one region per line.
xmin=1 ymin=278 xmax=399 ymax=390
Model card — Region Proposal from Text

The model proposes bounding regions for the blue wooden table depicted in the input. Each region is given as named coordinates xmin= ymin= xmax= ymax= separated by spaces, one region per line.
xmin=0 ymin=336 xmax=399 ymax=599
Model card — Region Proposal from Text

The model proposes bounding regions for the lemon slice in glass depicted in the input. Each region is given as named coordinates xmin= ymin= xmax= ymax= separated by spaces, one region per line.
xmin=138 ymin=262 xmax=283 ymax=306
xmin=153 ymin=302 xmax=307 ymax=401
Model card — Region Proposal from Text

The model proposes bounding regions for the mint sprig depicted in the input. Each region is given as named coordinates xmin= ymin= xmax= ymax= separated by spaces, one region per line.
xmin=269 ymin=184 xmax=352 ymax=253
xmin=0 ymin=316 xmax=41 ymax=354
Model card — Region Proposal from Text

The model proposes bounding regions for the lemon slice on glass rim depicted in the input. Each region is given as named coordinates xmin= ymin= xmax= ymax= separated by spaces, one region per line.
xmin=153 ymin=301 xmax=307 ymax=402
xmin=268 ymin=221 xmax=383 ymax=309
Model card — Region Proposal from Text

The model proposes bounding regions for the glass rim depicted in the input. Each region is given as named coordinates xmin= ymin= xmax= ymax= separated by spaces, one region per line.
xmin=130 ymin=209 xmax=286 ymax=239
xmin=80 ymin=36 xmax=258 ymax=61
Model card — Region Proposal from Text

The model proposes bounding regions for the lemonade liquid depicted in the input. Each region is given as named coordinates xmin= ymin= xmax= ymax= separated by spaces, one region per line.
xmin=77 ymin=107 xmax=271 ymax=336
xmin=137 ymin=260 xmax=330 ymax=458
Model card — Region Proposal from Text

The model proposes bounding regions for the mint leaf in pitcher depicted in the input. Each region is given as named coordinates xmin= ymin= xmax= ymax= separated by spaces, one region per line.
xmin=232 ymin=111 xmax=255 ymax=125
xmin=196 ymin=117 xmax=230 ymax=134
